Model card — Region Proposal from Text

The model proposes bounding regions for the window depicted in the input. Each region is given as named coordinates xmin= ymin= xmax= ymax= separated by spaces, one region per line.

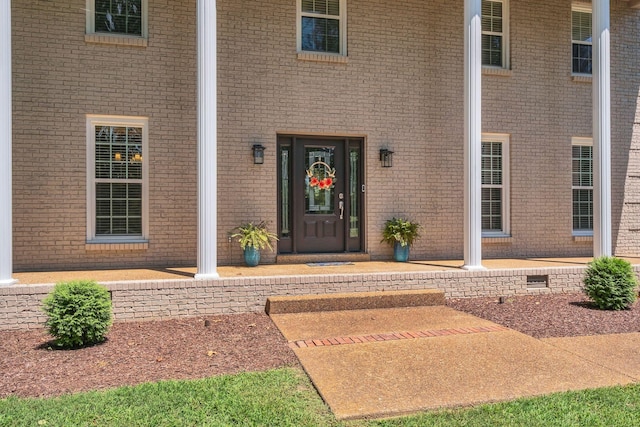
xmin=572 ymin=5 xmax=592 ymax=75
xmin=481 ymin=134 xmax=510 ymax=236
xmin=86 ymin=0 xmax=148 ymax=42
xmin=297 ymin=0 xmax=347 ymax=55
xmin=572 ymin=138 xmax=593 ymax=235
xmin=86 ymin=116 xmax=148 ymax=243
xmin=482 ymin=0 xmax=509 ymax=68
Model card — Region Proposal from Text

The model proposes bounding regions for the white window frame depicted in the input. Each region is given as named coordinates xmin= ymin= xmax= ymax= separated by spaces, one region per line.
xmin=481 ymin=133 xmax=510 ymax=237
xmin=86 ymin=115 xmax=149 ymax=243
xmin=481 ymin=0 xmax=510 ymax=70
xmin=85 ymin=0 xmax=148 ymax=45
xmin=572 ymin=137 xmax=593 ymax=236
xmin=571 ymin=3 xmax=592 ymax=76
xmin=296 ymin=0 xmax=347 ymax=56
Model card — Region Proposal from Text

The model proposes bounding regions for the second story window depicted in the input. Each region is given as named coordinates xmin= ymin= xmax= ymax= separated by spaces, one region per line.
xmin=482 ymin=0 xmax=509 ymax=69
xmin=298 ymin=0 xmax=347 ymax=55
xmin=572 ymin=5 xmax=592 ymax=75
xmin=96 ymin=0 xmax=142 ymax=35
xmin=86 ymin=0 xmax=148 ymax=41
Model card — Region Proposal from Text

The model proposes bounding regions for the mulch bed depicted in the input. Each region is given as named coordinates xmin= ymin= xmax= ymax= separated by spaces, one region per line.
xmin=0 ymin=312 xmax=298 ymax=399
xmin=447 ymin=292 xmax=640 ymax=339
xmin=2 ymin=292 xmax=640 ymax=399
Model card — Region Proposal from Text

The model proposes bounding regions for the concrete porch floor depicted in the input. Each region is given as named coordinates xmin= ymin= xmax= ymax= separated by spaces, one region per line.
xmin=12 ymin=256 xmax=640 ymax=285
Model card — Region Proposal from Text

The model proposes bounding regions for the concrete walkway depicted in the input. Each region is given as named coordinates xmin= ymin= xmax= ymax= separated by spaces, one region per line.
xmin=268 ymin=292 xmax=640 ymax=420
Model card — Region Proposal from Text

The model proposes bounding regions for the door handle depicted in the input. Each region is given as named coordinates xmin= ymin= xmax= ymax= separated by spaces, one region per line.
xmin=339 ymin=200 xmax=344 ymax=220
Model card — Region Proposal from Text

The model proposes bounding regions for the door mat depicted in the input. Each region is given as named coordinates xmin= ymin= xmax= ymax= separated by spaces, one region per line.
xmin=306 ymin=262 xmax=354 ymax=267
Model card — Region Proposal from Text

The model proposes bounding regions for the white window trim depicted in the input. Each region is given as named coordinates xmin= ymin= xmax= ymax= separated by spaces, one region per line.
xmin=482 ymin=0 xmax=510 ymax=70
xmin=571 ymin=3 xmax=592 ymax=76
xmin=296 ymin=0 xmax=347 ymax=57
xmin=482 ymin=133 xmax=510 ymax=238
xmin=86 ymin=115 xmax=149 ymax=244
xmin=572 ymin=136 xmax=593 ymax=237
xmin=85 ymin=0 xmax=148 ymax=47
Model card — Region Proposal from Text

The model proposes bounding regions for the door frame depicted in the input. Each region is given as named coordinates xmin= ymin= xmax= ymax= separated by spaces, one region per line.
xmin=277 ymin=135 xmax=365 ymax=254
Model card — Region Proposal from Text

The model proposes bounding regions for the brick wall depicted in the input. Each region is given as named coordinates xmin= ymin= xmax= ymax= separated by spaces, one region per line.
xmin=0 ymin=265 xmax=616 ymax=331
xmin=610 ymin=1 xmax=640 ymax=255
xmin=12 ymin=0 xmax=198 ymax=270
xmin=10 ymin=0 xmax=640 ymax=271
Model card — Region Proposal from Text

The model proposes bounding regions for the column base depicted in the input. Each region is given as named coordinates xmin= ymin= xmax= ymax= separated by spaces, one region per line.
xmin=194 ymin=272 xmax=220 ymax=280
xmin=462 ymin=264 xmax=487 ymax=271
xmin=0 ymin=278 xmax=18 ymax=286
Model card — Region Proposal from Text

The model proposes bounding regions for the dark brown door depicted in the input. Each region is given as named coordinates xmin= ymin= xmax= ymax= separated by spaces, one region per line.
xmin=295 ymin=139 xmax=345 ymax=252
xmin=278 ymin=136 xmax=363 ymax=254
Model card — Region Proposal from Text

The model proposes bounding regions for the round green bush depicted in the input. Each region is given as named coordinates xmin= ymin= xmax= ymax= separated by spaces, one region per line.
xmin=583 ymin=256 xmax=638 ymax=310
xmin=42 ymin=280 xmax=113 ymax=348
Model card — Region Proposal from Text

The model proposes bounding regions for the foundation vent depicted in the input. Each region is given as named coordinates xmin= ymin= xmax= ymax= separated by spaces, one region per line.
xmin=526 ymin=275 xmax=549 ymax=289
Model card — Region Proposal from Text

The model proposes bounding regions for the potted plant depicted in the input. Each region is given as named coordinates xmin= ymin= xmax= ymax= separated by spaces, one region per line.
xmin=231 ymin=221 xmax=278 ymax=267
xmin=381 ymin=217 xmax=421 ymax=262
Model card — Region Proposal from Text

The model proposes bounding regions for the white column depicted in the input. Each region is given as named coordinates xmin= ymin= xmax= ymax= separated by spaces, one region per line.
xmin=0 ymin=0 xmax=16 ymax=286
xmin=195 ymin=0 xmax=219 ymax=279
xmin=463 ymin=0 xmax=485 ymax=270
xmin=592 ymin=0 xmax=612 ymax=258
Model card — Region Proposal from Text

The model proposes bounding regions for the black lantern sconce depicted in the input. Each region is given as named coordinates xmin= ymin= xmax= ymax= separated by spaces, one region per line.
xmin=252 ymin=144 xmax=265 ymax=165
xmin=379 ymin=148 xmax=394 ymax=168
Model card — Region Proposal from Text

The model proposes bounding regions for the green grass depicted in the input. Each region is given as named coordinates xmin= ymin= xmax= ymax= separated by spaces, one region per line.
xmin=371 ymin=386 xmax=640 ymax=427
xmin=0 ymin=368 xmax=337 ymax=427
xmin=2 ymin=368 xmax=640 ymax=426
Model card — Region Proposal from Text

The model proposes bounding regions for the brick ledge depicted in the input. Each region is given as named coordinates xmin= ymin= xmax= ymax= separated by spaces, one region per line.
xmin=85 ymin=242 xmax=149 ymax=251
xmin=290 ymin=325 xmax=509 ymax=348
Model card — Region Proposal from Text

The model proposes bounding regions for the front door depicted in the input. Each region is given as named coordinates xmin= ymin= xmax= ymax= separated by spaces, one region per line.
xmin=278 ymin=136 xmax=363 ymax=254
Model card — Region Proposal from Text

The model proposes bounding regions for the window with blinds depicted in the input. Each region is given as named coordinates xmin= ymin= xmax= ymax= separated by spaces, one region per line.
xmin=482 ymin=142 xmax=504 ymax=232
xmin=572 ymin=142 xmax=593 ymax=233
xmin=481 ymin=0 xmax=508 ymax=68
xmin=95 ymin=126 xmax=143 ymax=236
xmin=298 ymin=0 xmax=346 ymax=55
xmin=87 ymin=116 xmax=148 ymax=242
xmin=481 ymin=135 xmax=510 ymax=236
xmin=572 ymin=6 xmax=592 ymax=74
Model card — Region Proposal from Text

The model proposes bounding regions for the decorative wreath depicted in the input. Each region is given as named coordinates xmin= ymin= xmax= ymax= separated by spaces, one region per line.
xmin=306 ymin=161 xmax=337 ymax=190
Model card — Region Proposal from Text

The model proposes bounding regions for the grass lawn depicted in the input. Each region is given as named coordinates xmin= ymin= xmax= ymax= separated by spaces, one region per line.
xmin=2 ymin=367 xmax=640 ymax=426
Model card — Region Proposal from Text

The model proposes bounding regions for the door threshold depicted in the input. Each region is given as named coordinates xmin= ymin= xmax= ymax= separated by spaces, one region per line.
xmin=276 ymin=253 xmax=371 ymax=265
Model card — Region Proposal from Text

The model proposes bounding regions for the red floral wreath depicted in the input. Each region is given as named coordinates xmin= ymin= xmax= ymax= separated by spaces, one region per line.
xmin=306 ymin=161 xmax=336 ymax=190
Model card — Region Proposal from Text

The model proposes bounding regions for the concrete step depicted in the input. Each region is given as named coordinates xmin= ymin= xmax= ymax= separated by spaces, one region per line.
xmin=265 ymin=289 xmax=445 ymax=315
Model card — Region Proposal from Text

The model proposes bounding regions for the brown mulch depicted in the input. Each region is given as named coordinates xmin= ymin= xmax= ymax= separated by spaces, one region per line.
xmin=2 ymin=292 xmax=640 ymax=399
xmin=0 ymin=313 xmax=298 ymax=399
xmin=448 ymin=292 xmax=640 ymax=339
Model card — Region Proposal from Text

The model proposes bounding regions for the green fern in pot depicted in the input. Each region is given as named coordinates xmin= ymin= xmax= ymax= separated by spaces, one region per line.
xmin=231 ymin=221 xmax=278 ymax=266
xmin=381 ymin=217 xmax=420 ymax=262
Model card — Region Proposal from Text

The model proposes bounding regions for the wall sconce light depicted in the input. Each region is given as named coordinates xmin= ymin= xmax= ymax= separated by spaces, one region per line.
xmin=379 ymin=148 xmax=394 ymax=168
xmin=252 ymin=144 xmax=265 ymax=165
xmin=114 ymin=152 xmax=122 ymax=161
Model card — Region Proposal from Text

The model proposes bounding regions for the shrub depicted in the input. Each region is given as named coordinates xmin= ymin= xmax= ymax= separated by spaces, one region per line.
xmin=583 ymin=256 xmax=638 ymax=310
xmin=42 ymin=280 xmax=113 ymax=348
